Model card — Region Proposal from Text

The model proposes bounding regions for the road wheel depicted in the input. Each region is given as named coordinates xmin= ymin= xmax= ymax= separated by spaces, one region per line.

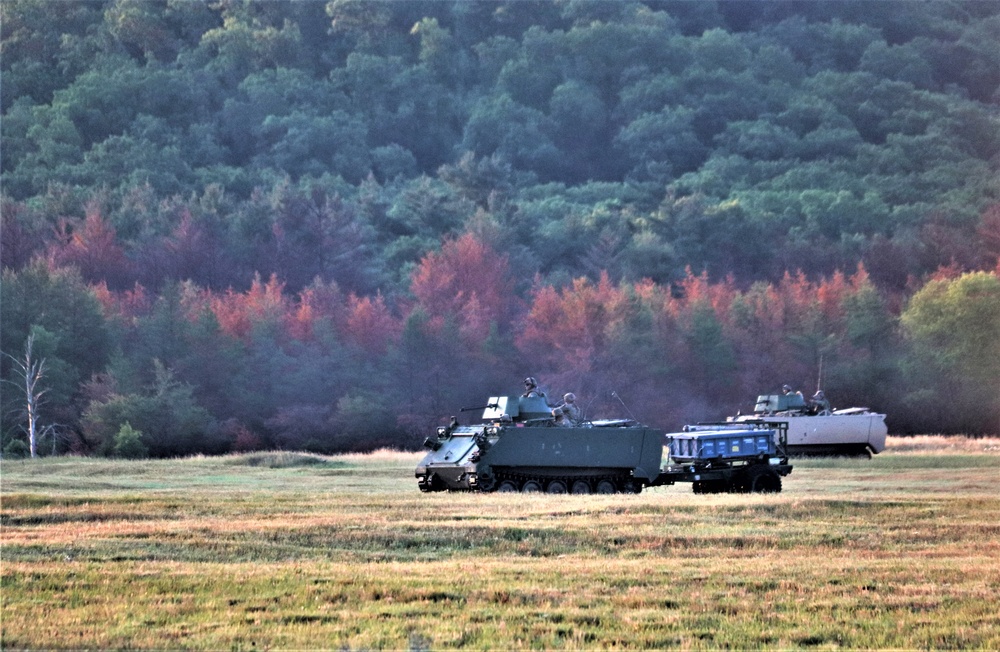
xmin=546 ymin=480 xmax=568 ymax=494
xmin=751 ymin=468 xmax=782 ymax=493
xmin=498 ymin=480 xmax=519 ymax=493
xmin=522 ymin=480 xmax=543 ymax=493
xmin=596 ymin=479 xmax=617 ymax=494
xmin=620 ymin=479 xmax=642 ymax=494
xmin=570 ymin=480 xmax=591 ymax=494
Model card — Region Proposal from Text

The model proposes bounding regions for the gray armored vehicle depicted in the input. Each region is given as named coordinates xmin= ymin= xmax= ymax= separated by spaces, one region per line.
xmin=728 ymin=391 xmax=887 ymax=456
xmin=415 ymin=393 xmax=792 ymax=494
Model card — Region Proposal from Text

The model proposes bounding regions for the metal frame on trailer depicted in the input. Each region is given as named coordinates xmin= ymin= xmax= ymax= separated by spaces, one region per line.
xmin=652 ymin=421 xmax=792 ymax=493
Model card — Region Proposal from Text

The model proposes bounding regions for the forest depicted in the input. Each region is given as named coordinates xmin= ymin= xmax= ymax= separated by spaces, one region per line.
xmin=2 ymin=0 xmax=999 ymax=458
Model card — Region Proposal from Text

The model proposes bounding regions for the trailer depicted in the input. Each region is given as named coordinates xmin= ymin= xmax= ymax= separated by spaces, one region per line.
xmin=650 ymin=421 xmax=793 ymax=493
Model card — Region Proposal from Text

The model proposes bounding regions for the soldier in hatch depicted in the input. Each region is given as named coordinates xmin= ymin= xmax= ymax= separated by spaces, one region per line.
xmin=551 ymin=392 xmax=581 ymax=426
xmin=522 ymin=377 xmax=546 ymax=399
xmin=782 ymin=384 xmax=804 ymax=401
xmin=810 ymin=390 xmax=831 ymax=415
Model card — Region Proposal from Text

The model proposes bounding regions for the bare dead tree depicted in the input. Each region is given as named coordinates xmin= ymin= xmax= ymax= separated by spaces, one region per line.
xmin=3 ymin=333 xmax=49 ymax=458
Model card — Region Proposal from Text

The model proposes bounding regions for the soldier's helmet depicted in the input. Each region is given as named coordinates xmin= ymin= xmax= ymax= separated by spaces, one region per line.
xmin=524 ymin=377 xmax=537 ymax=389
xmin=782 ymin=384 xmax=792 ymax=393
xmin=564 ymin=393 xmax=576 ymax=403
xmin=812 ymin=390 xmax=825 ymax=400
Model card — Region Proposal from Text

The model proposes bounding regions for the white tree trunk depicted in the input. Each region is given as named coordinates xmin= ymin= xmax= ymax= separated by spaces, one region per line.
xmin=26 ymin=365 xmax=39 ymax=458
xmin=12 ymin=334 xmax=47 ymax=459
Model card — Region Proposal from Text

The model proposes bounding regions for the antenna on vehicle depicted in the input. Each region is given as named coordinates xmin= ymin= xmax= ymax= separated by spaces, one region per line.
xmin=611 ymin=391 xmax=638 ymax=422
xmin=816 ymin=354 xmax=824 ymax=393
xmin=581 ymin=396 xmax=597 ymax=423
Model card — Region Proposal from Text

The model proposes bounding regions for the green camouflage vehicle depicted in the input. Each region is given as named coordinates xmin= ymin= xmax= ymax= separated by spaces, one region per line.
xmin=415 ymin=394 xmax=663 ymax=494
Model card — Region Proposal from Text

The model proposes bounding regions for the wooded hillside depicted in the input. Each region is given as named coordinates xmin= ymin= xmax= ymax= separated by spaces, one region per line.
xmin=2 ymin=0 xmax=999 ymax=456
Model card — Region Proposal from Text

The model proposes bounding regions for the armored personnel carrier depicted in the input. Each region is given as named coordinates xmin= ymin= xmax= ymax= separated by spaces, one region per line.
xmin=415 ymin=394 xmax=663 ymax=493
xmin=415 ymin=393 xmax=793 ymax=494
xmin=727 ymin=391 xmax=887 ymax=456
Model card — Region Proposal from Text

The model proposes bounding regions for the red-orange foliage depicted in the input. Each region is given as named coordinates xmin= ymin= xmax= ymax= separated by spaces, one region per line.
xmin=669 ymin=269 xmax=737 ymax=317
xmin=92 ymin=281 xmax=152 ymax=323
xmin=410 ymin=232 xmax=516 ymax=341
xmin=817 ymin=269 xmax=849 ymax=322
xmin=518 ymin=272 xmax=629 ymax=371
xmin=929 ymin=261 xmax=964 ymax=282
xmin=47 ymin=203 xmax=133 ymax=288
xmin=210 ymin=274 xmax=289 ymax=340
xmin=292 ymin=279 xmax=346 ymax=338
xmin=92 ymin=282 xmax=117 ymax=318
xmin=343 ymin=292 xmax=400 ymax=354
xmin=287 ymin=294 xmax=318 ymax=342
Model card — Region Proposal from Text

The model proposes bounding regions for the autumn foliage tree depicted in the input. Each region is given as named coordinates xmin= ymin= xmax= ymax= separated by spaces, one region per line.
xmin=410 ymin=232 xmax=516 ymax=344
xmin=47 ymin=203 xmax=133 ymax=290
xmin=343 ymin=292 xmax=399 ymax=355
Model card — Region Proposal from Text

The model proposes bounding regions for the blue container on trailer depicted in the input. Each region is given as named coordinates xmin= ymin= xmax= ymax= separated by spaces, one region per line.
xmin=668 ymin=428 xmax=775 ymax=462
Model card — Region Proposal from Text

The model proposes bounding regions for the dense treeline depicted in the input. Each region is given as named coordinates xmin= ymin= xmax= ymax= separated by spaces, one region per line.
xmin=2 ymin=0 xmax=999 ymax=456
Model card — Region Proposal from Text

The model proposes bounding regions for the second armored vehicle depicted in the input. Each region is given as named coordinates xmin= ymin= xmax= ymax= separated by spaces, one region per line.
xmin=728 ymin=391 xmax=887 ymax=456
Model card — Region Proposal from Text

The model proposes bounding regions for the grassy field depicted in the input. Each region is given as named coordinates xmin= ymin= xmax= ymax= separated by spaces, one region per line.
xmin=2 ymin=437 xmax=999 ymax=649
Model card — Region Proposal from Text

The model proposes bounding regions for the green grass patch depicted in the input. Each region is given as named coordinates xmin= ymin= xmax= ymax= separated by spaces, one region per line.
xmin=2 ymin=444 xmax=999 ymax=648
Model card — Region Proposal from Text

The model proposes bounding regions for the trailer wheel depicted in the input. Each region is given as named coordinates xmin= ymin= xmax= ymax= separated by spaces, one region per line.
xmin=753 ymin=473 xmax=781 ymax=494
xmin=751 ymin=469 xmax=782 ymax=493
xmin=571 ymin=480 xmax=592 ymax=494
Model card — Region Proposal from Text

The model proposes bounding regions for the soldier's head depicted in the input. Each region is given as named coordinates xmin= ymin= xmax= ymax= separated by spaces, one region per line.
xmin=564 ymin=393 xmax=576 ymax=403
xmin=812 ymin=390 xmax=825 ymax=400
xmin=782 ymin=384 xmax=792 ymax=394
xmin=524 ymin=377 xmax=537 ymax=390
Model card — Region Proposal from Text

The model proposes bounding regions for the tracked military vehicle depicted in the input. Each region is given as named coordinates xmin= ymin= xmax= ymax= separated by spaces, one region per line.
xmin=727 ymin=391 xmax=887 ymax=456
xmin=416 ymin=394 xmax=663 ymax=493
xmin=415 ymin=393 xmax=793 ymax=494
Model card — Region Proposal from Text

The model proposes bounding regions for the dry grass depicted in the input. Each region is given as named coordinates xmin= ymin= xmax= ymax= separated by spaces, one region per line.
xmin=2 ymin=436 xmax=999 ymax=649
xmin=885 ymin=434 xmax=1000 ymax=454
xmin=334 ymin=447 xmax=424 ymax=463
